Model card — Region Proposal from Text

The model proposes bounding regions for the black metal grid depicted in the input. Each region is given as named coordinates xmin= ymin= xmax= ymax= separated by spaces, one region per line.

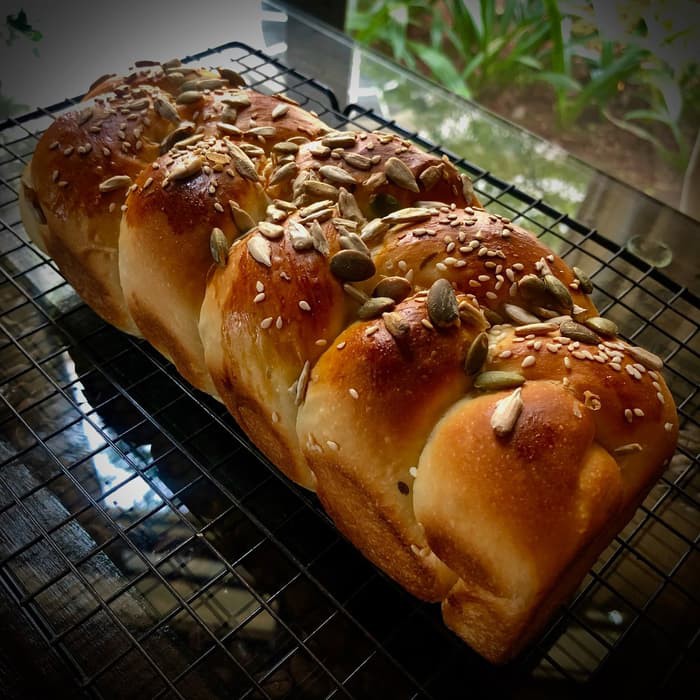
xmin=0 ymin=41 xmax=698 ymax=698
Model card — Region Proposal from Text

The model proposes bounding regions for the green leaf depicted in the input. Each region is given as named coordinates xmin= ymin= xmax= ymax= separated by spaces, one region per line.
xmin=516 ymin=55 xmax=543 ymax=71
xmin=6 ymin=10 xmax=42 ymax=42
xmin=537 ymin=71 xmax=582 ymax=93
xmin=407 ymin=40 xmax=470 ymax=97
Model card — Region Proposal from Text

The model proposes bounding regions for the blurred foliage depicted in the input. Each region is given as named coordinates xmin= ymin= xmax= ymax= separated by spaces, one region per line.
xmin=1 ymin=9 xmax=43 ymax=119
xmin=347 ymin=0 xmax=700 ymax=168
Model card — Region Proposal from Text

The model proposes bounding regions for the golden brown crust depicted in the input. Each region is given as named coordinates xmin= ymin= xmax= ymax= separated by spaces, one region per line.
xmin=24 ymin=62 xmax=680 ymax=668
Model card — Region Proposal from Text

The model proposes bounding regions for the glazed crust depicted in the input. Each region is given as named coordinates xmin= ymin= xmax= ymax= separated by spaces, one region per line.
xmin=24 ymin=59 xmax=679 ymax=666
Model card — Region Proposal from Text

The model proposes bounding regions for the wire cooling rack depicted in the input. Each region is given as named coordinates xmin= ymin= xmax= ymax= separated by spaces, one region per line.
xmin=0 ymin=41 xmax=698 ymax=699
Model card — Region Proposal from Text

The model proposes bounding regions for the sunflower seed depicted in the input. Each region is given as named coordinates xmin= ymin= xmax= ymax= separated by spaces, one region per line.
xmin=342 ymin=152 xmax=373 ymax=170
xmin=302 ymin=179 xmax=339 ymax=200
xmin=384 ymin=157 xmax=419 ymax=192
xmin=330 ymin=249 xmax=375 ymax=282
xmin=559 ymin=320 xmax=600 ymax=345
xmin=218 ymin=67 xmax=246 ymax=87
xmin=128 ymin=98 xmax=150 ymax=111
xmin=210 ymin=227 xmax=228 ymax=266
xmin=299 ymin=199 xmax=334 ymax=218
xmin=339 ymin=230 xmax=370 ymax=256
xmin=176 ymin=90 xmax=203 ymax=104
xmin=544 ymin=274 xmax=574 ymax=311
xmin=248 ymin=234 xmax=272 ymax=267
xmin=295 ymin=360 xmax=311 ymax=406
xmin=614 ymin=443 xmax=643 ymax=455
xmin=490 ymin=387 xmax=523 ymax=436
xmin=269 ymin=161 xmax=299 ymax=187
xmin=474 ymin=371 xmax=526 ymax=391
xmin=248 ymin=126 xmax=277 ymax=138
xmin=513 ymin=322 xmax=559 ymax=336
xmin=268 ymin=103 xmax=288 ymax=120
xmin=459 ymin=300 xmax=485 ymax=325
xmin=503 ymin=304 xmax=540 ymax=325
xmin=373 ymin=276 xmax=412 ymax=302
xmin=383 ymin=311 xmax=409 ymax=337
xmin=358 ymin=296 xmax=395 ymax=320
xmin=319 ymin=165 xmax=357 ymax=187
xmin=290 ymin=221 xmax=314 ymax=250
xmin=322 ymin=133 xmax=356 ymax=149
xmin=337 ymin=188 xmax=364 ymax=224
xmin=258 ymin=221 xmax=284 ymax=240
xmin=198 ymin=78 xmax=229 ymax=90
xmin=310 ymin=220 xmax=329 ymax=256
xmin=171 ymin=133 xmax=204 ymax=150
xmin=627 ymin=345 xmax=663 ymax=370
xmin=216 ymin=122 xmax=242 ymax=137
xmin=427 ymin=278 xmax=459 ymax=328
xmin=360 ymin=218 xmax=390 ymax=244
xmin=229 ymin=144 xmax=259 ymax=181
xmin=169 ymin=154 xmax=203 ymax=180
xmin=221 ymin=93 xmax=251 ymax=109
xmin=363 ymin=171 xmax=387 ymax=189
xmin=419 ymin=164 xmax=442 ymax=190
xmin=381 ymin=207 xmax=433 ymax=224
xmin=76 ymin=107 xmax=93 ymax=125
xmin=584 ymin=316 xmax=618 ymax=337
xmin=239 ymin=142 xmax=265 ymax=158
xmin=98 ymin=175 xmax=132 ymax=192
xmin=517 ymin=274 xmax=547 ymax=303
xmin=308 ymin=143 xmax=331 ymax=159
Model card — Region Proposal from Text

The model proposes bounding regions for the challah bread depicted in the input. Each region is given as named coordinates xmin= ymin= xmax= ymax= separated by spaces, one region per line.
xmin=22 ymin=60 xmax=679 ymax=665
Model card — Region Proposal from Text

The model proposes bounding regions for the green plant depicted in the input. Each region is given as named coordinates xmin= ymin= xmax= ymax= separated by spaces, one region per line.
xmin=347 ymin=0 xmax=699 ymax=169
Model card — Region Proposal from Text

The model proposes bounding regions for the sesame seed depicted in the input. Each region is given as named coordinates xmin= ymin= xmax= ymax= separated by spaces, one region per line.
xmin=512 ymin=263 xmax=524 ymax=271
xmin=63 ymin=146 xmax=74 ymax=156
xmin=533 ymin=341 xmax=542 ymax=351
xmin=349 ymin=388 xmax=359 ymax=399
xmin=51 ymin=170 xmax=59 ymax=182
xmin=143 ymin=176 xmax=153 ymax=190
xmin=572 ymin=351 xmax=586 ymax=360
xmin=436 ymin=262 xmax=447 ymax=272
xmin=337 ymin=341 xmax=347 ymax=350
xmin=657 ymin=392 xmax=665 ymax=404
xmin=256 ymin=280 xmax=264 ymax=293
xmin=546 ymin=343 xmax=560 ymax=353
xmin=253 ymin=292 xmax=266 ymax=303
xmin=486 ymin=291 xmax=498 ymax=300
xmin=564 ymin=356 xmax=571 ymax=369
xmin=478 ymin=274 xmax=490 ymax=283
xmin=469 ymin=279 xmax=481 ymax=288
xmin=664 ymin=422 xmax=673 ymax=432
xmin=271 ymin=411 xmax=280 ymax=423
xmin=626 ymin=364 xmax=642 ymax=380
xmin=315 ymin=339 xmax=327 ymax=347
xmin=409 ymin=466 xmax=418 ymax=478
xmin=326 ymin=440 xmax=339 ymax=451
xmin=609 ymin=362 xmax=622 ymax=371
xmin=108 ymin=202 xmax=116 ymax=213
xmin=633 ymin=408 xmax=645 ymax=417
xmin=624 ymin=409 xmax=633 ymax=423
xmin=499 ymin=350 xmax=513 ymax=359
xmin=365 ymin=325 xmax=379 ymax=336
xmin=521 ymin=355 xmax=536 ymax=368
xmin=214 ymin=202 xmax=224 ymax=213
xmin=260 ymin=316 xmax=273 ymax=329
xmin=421 ymin=318 xmax=434 ymax=330
xmin=276 ymin=316 xmax=283 ymax=329
xmin=478 ymin=247 xmax=488 ymax=257
xmin=299 ymin=300 xmax=311 ymax=312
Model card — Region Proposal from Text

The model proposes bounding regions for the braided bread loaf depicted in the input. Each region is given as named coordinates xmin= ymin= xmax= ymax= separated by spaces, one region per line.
xmin=20 ymin=60 xmax=678 ymax=663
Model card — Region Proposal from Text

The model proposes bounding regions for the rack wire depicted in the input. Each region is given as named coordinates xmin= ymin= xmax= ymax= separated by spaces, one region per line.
xmin=0 ymin=41 xmax=698 ymax=698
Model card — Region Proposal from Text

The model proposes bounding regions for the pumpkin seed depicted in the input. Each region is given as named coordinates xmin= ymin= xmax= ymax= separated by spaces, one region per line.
xmin=338 ymin=188 xmax=365 ymax=224
xmin=517 ymin=274 xmax=547 ymax=303
xmin=544 ymin=274 xmax=573 ymax=311
xmin=229 ymin=200 xmax=255 ymax=234
xmin=247 ymin=234 xmax=272 ymax=267
xmin=319 ymin=165 xmax=357 ymax=187
xmin=373 ymin=276 xmax=412 ymax=302
xmin=322 ymin=133 xmax=357 ymax=149
xmin=258 ymin=221 xmax=284 ymax=240
xmin=627 ymin=345 xmax=663 ymax=370
xmin=427 ymin=278 xmax=459 ymax=328
xmin=503 ymin=304 xmax=540 ymax=325
xmin=210 ymin=227 xmax=228 ymax=266
xmin=384 ymin=157 xmax=419 ymax=192
xmin=383 ymin=311 xmax=410 ymax=337
xmin=483 ymin=309 xmax=504 ymax=326
xmin=474 ymin=371 xmax=525 ymax=391
xmin=490 ymin=387 xmax=523 ymax=436
xmin=419 ymin=164 xmax=442 ymax=190
xmin=464 ymin=331 xmax=489 ymax=375
xmin=584 ymin=316 xmax=618 ymax=337
xmin=559 ymin=320 xmax=600 ymax=345
xmin=360 ymin=218 xmax=390 ymax=244
xmin=358 ymin=296 xmax=395 ymax=320
xmin=573 ymin=266 xmax=594 ymax=293
xmin=218 ymin=67 xmax=246 ymax=87
xmin=98 ymin=174 xmax=132 ymax=193
xmin=330 ymin=249 xmax=375 ymax=282
xmin=176 ymin=90 xmax=203 ymax=104
xmin=159 ymin=121 xmax=195 ymax=153
xmin=269 ymin=161 xmax=298 ymax=187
